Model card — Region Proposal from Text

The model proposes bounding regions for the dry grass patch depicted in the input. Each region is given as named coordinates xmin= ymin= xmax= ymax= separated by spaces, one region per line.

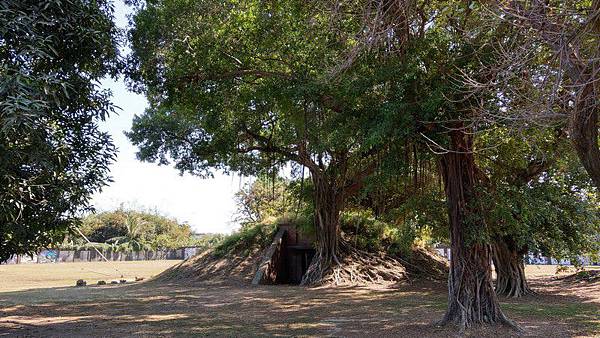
xmin=0 ymin=265 xmax=598 ymax=337
xmin=0 ymin=260 xmax=182 ymax=293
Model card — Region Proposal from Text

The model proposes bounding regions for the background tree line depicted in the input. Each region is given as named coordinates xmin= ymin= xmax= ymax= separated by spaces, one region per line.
xmin=63 ymin=209 xmax=224 ymax=252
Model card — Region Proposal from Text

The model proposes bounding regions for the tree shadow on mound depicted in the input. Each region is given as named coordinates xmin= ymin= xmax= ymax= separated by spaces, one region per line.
xmin=0 ymin=279 xmax=597 ymax=337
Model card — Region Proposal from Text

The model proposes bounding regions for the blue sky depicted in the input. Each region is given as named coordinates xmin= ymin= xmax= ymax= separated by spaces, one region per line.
xmin=90 ymin=1 xmax=241 ymax=234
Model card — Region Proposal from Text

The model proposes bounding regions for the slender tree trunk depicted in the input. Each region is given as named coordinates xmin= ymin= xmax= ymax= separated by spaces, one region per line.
xmin=300 ymin=172 xmax=344 ymax=285
xmin=492 ymin=238 xmax=533 ymax=298
xmin=438 ymin=129 xmax=515 ymax=330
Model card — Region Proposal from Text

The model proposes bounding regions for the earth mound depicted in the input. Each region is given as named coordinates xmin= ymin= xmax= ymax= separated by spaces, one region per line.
xmin=560 ymin=269 xmax=600 ymax=283
xmin=152 ymin=226 xmax=449 ymax=286
xmin=397 ymin=247 xmax=449 ymax=281
xmin=154 ymin=225 xmax=272 ymax=285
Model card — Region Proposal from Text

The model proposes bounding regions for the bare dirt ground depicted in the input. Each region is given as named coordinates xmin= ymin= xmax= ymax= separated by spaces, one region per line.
xmin=0 ymin=264 xmax=598 ymax=337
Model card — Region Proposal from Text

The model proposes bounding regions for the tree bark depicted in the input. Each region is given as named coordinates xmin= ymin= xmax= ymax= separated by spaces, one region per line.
xmin=497 ymin=1 xmax=600 ymax=191
xmin=492 ymin=238 xmax=533 ymax=298
xmin=300 ymin=171 xmax=344 ymax=285
xmin=566 ymin=0 xmax=600 ymax=191
xmin=569 ymin=81 xmax=600 ymax=190
xmin=438 ymin=129 xmax=515 ymax=330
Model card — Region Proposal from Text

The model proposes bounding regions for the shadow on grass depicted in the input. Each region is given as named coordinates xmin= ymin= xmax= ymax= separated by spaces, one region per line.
xmin=0 ymin=279 xmax=598 ymax=337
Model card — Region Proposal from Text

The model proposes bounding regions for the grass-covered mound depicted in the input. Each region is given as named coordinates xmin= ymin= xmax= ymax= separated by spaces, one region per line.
xmin=153 ymin=223 xmax=276 ymax=285
xmin=152 ymin=218 xmax=448 ymax=286
xmin=397 ymin=246 xmax=448 ymax=281
xmin=560 ymin=269 xmax=600 ymax=283
xmin=340 ymin=211 xmax=448 ymax=282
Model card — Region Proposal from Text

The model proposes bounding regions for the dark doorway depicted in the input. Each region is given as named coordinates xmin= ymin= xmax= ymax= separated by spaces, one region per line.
xmin=284 ymin=246 xmax=315 ymax=284
xmin=260 ymin=225 xmax=316 ymax=285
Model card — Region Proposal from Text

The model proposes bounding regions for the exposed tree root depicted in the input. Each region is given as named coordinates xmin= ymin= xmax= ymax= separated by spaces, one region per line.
xmin=436 ymin=254 xmax=524 ymax=334
xmin=495 ymin=272 xmax=535 ymax=298
xmin=301 ymin=240 xmax=407 ymax=286
xmin=436 ymin=311 xmax=523 ymax=335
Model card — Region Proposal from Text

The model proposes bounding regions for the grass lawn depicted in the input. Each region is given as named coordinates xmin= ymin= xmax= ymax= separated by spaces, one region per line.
xmin=0 ymin=263 xmax=598 ymax=337
xmin=0 ymin=260 xmax=182 ymax=292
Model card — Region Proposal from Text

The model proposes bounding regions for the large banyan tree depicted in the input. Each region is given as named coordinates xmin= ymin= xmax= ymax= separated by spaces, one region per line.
xmin=422 ymin=0 xmax=598 ymax=326
xmin=477 ymin=127 xmax=600 ymax=298
xmin=125 ymin=0 xmax=414 ymax=285
xmin=125 ymin=0 xmax=595 ymax=331
xmin=394 ymin=1 xmax=518 ymax=328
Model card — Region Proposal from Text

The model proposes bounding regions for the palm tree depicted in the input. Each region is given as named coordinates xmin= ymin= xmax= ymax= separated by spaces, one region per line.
xmin=107 ymin=213 xmax=148 ymax=251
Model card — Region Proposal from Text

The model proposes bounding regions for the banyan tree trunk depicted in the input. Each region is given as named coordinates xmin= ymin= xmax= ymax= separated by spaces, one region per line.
xmin=570 ymin=83 xmax=600 ymax=191
xmin=300 ymin=173 xmax=344 ymax=285
xmin=438 ymin=129 xmax=515 ymax=330
xmin=568 ymin=1 xmax=600 ymax=191
xmin=492 ymin=239 xmax=532 ymax=298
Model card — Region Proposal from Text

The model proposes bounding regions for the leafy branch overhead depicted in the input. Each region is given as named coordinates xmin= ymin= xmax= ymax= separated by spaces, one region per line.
xmin=0 ymin=0 xmax=120 ymax=260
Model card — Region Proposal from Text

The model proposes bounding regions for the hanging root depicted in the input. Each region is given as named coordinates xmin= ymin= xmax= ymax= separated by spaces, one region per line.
xmin=494 ymin=258 xmax=535 ymax=298
xmin=301 ymin=240 xmax=407 ymax=286
xmin=493 ymin=243 xmax=535 ymax=298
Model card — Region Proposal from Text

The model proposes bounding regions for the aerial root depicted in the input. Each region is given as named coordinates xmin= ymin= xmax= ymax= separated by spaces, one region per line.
xmin=436 ymin=303 xmax=524 ymax=334
xmin=303 ymin=240 xmax=407 ymax=286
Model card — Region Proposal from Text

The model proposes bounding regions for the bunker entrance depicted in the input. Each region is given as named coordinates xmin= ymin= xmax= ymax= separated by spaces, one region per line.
xmin=278 ymin=245 xmax=315 ymax=285
xmin=252 ymin=224 xmax=316 ymax=286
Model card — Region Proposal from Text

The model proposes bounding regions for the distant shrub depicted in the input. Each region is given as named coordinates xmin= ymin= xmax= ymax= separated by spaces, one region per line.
xmin=234 ymin=175 xmax=295 ymax=224
xmin=191 ymin=234 xmax=226 ymax=249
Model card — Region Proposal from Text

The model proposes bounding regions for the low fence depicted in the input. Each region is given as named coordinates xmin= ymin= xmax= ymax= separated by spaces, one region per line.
xmin=434 ymin=247 xmax=600 ymax=266
xmin=1 ymin=247 xmax=202 ymax=265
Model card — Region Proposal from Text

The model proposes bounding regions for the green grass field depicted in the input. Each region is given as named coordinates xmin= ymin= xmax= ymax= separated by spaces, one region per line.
xmin=0 ymin=260 xmax=182 ymax=292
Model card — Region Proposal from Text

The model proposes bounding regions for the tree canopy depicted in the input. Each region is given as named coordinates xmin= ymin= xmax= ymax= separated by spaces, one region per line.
xmin=0 ymin=0 xmax=120 ymax=261
xmin=126 ymin=0 xmax=426 ymax=284
xmin=124 ymin=0 xmax=599 ymax=330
